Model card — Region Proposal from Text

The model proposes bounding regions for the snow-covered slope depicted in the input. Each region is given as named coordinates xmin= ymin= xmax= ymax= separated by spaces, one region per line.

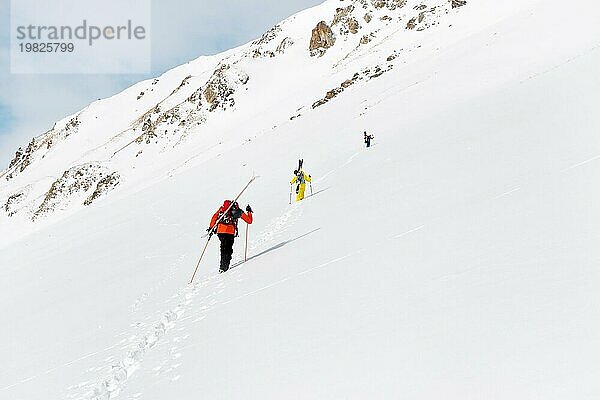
xmin=2 ymin=0 xmax=600 ymax=398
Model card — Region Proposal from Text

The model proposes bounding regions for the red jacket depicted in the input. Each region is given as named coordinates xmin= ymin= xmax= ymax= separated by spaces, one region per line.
xmin=210 ymin=201 xmax=253 ymax=235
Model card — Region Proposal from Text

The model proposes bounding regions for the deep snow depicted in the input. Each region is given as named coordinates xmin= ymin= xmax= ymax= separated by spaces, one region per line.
xmin=1 ymin=0 xmax=600 ymax=399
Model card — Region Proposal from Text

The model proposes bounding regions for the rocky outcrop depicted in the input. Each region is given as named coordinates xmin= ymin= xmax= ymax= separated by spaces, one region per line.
xmin=3 ymin=192 xmax=26 ymax=217
xmin=249 ymin=25 xmax=286 ymax=58
xmin=203 ymin=64 xmax=250 ymax=111
xmin=252 ymin=25 xmax=282 ymax=47
xmin=370 ymin=0 xmax=407 ymax=10
xmin=6 ymin=139 xmax=36 ymax=178
xmin=333 ymin=6 xmax=355 ymax=26
xmin=309 ymin=21 xmax=336 ymax=57
xmin=134 ymin=108 xmax=161 ymax=145
xmin=129 ymin=63 xmax=248 ymax=148
xmin=312 ymin=72 xmax=361 ymax=109
xmin=347 ymin=18 xmax=360 ymax=34
xmin=406 ymin=4 xmax=444 ymax=31
xmin=4 ymin=116 xmax=81 ymax=181
xmin=33 ymin=163 xmax=107 ymax=220
xmin=452 ymin=0 xmax=466 ymax=8
xmin=84 ymin=172 xmax=120 ymax=206
xmin=7 ymin=147 xmax=24 ymax=170
xmin=252 ymin=49 xmax=275 ymax=58
xmin=312 ymin=63 xmax=395 ymax=109
xmin=276 ymin=37 xmax=295 ymax=54
xmin=170 ymin=76 xmax=193 ymax=97
xmin=332 ymin=6 xmax=361 ymax=35
xmin=204 ymin=72 xmax=226 ymax=106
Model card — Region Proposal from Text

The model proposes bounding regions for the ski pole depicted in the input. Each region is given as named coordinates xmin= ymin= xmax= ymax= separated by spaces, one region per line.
xmin=289 ymin=184 xmax=292 ymax=204
xmin=310 ymin=182 xmax=313 ymax=196
xmin=189 ymin=234 xmax=213 ymax=284
xmin=244 ymin=224 xmax=249 ymax=262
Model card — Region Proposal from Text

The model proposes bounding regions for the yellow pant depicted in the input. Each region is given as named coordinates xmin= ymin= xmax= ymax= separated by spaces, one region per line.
xmin=296 ymin=183 xmax=307 ymax=201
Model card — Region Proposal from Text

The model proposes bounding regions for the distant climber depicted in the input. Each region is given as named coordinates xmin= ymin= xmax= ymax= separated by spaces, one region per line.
xmin=208 ymin=200 xmax=253 ymax=273
xmin=364 ymin=131 xmax=374 ymax=148
xmin=290 ymin=162 xmax=312 ymax=202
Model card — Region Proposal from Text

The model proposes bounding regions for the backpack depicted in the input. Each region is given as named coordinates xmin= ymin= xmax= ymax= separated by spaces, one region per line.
xmin=218 ymin=202 xmax=242 ymax=236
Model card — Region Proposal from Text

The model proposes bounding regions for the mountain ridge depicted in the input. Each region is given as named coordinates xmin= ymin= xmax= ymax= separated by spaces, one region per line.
xmin=0 ymin=0 xmax=468 ymax=235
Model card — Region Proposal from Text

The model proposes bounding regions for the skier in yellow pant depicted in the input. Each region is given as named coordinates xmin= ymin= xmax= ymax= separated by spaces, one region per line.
xmin=290 ymin=169 xmax=312 ymax=201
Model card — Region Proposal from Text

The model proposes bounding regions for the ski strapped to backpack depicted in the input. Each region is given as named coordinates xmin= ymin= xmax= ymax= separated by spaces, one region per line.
xmin=294 ymin=158 xmax=305 ymax=189
xmin=295 ymin=171 xmax=306 ymax=185
xmin=216 ymin=201 xmax=243 ymax=236
xmin=202 ymin=176 xmax=258 ymax=239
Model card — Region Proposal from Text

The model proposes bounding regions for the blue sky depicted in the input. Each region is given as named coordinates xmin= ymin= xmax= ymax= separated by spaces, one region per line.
xmin=0 ymin=0 xmax=323 ymax=166
xmin=0 ymin=104 xmax=11 ymax=132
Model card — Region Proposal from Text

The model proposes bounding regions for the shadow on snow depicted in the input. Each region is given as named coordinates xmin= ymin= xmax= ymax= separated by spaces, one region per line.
xmin=231 ymin=227 xmax=321 ymax=269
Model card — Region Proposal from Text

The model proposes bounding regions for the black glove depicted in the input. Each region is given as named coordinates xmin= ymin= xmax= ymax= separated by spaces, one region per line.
xmin=207 ymin=226 xmax=216 ymax=236
xmin=246 ymin=205 xmax=253 ymax=213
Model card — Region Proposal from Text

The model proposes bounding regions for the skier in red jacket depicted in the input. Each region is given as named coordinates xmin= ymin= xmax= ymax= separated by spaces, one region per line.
xmin=208 ymin=200 xmax=253 ymax=273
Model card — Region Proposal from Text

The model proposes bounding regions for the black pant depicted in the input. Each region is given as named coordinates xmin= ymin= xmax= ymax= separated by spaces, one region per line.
xmin=218 ymin=233 xmax=235 ymax=271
